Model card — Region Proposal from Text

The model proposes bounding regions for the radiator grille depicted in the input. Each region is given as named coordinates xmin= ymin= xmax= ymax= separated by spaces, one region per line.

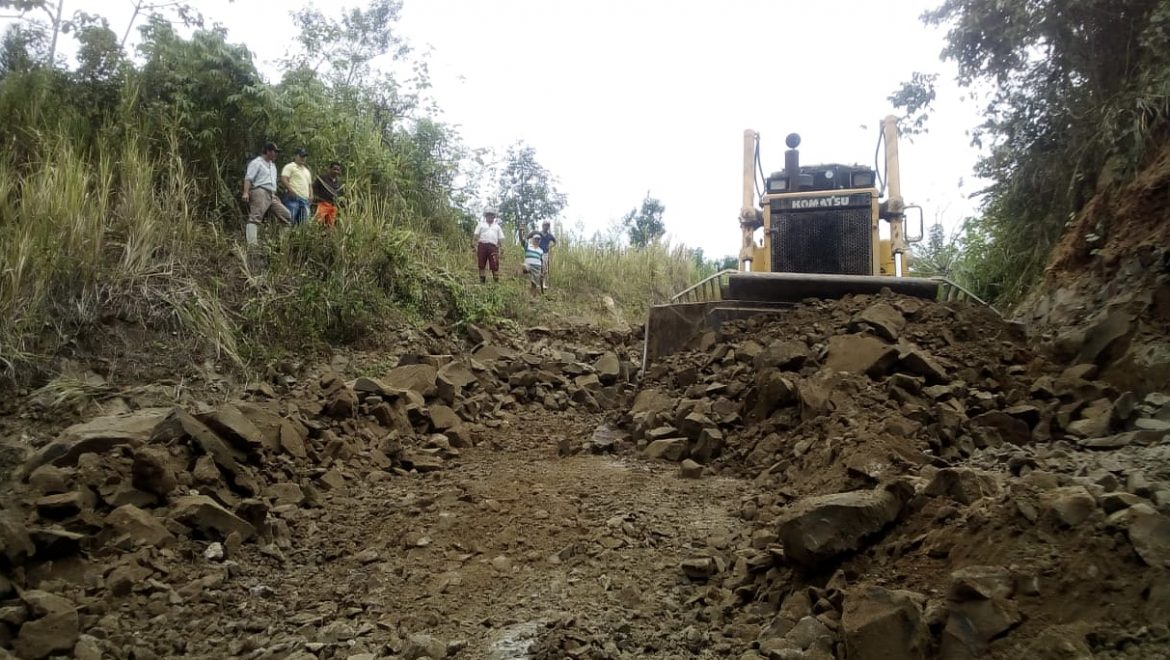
xmin=772 ymin=208 xmax=872 ymax=275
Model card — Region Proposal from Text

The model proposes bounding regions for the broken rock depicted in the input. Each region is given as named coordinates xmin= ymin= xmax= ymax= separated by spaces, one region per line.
xmin=643 ymin=438 xmax=688 ymax=462
xmin=325 ymin=387 xmax=358 ymax=418
xmin=680 ymin=459 xmax=703 ymax=479
xmin=131 ymin=446 xmax=178 ymax=497
xmin=777 ymin=482 xmax=912 ymax=568
xmin=593 ymin=352 xmax=621 ymax=385
xmin=197 ymin=403 xmax=264 ymax=452
xmin=0 ymin=512 xmax=35 ymax=566
xmin=925 ymin=468 xmax=1000 ymax=505
xmin=940 ymin=598 xmax=1021 ymax=659
xmin=402 ymin=633 xmax=448 ymax=660
xmin=106 ymin=504 xmax=175 ymax=547
xmin=841 ymin=585 xmax=929 ymax=660
xmin=754 ymin=339 xmax=810 ymax=371
xmin=13 ymin=608 xmax=79 ymax=660
xmin=170 ymin=495 xmax=255 ymax=541
xmin=1040 ymin=486 xmax=1098 ymax=527
xmin=24 ymin=408 xmax=170 ymax=472
xmin=427 ymin=405 xmax=462 ymax=432
xmin=1127 ymin=507 xmax=1170 ymax=568
xmin=825 ymin=334 xmax=898 ymax=377
xmin=851 ymin=302 xmax=907 ymax=342
xmin=384 ymin=363 xmax=438 ymax=397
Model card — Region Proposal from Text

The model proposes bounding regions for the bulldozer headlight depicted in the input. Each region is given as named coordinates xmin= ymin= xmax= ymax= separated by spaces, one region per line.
xmin=767 ymin=177 xmax=788 ymax=192
xmin=852 ymin=171 xmax=876 ymax=188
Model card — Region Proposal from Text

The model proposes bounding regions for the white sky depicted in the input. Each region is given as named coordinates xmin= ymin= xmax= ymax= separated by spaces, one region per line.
xmin=11 ymin=0 xmax=988 ymax=258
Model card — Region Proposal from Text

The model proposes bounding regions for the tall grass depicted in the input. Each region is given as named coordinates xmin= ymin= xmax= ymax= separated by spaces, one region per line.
xmin=0 ymin=121 xmax=709 ymax=385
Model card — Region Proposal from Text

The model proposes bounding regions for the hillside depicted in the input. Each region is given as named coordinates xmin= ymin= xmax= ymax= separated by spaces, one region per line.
xmin=1017 ymin=136 xmax=1170 ymax=394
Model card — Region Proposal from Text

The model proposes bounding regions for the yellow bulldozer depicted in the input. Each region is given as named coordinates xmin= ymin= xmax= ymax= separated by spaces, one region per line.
xmin=644 ymin=116 xmax=953 ymax=366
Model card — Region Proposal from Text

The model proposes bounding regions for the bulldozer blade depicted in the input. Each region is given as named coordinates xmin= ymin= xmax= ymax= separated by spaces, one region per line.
xmin=726 ymin=272 xmax=940 ymax=303
xmin=642 ymin=300 xmax=789 ymax=370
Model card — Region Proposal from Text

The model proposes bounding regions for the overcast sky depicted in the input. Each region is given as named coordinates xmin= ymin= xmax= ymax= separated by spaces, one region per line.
xmin=16 ymin=0 xmax=987 ymax=257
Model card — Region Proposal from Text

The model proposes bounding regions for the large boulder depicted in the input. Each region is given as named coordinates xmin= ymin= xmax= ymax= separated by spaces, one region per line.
xmin=170 ymin=495 xmax=255 ymax=541
xmin=631 ymin=389 xmax=675 ymax=417
xmin=593 ymin=352 xmax=621 ymax=385
xmin=106 ymin=504 xmax=175 ymax=547
xmin=152 ymin=409 xmax=245 ymax=478
xmin=24 ymin=408 xmax=171 ymax=472
xmin=131 ymin=446 xmax=178 ymax=497
xmin=383 ymin=363 xmax=438 ymax=397
xmin=1076 ymin=307 xmax=1135 ymax=366
xmin=777 ymin=482 xmax=912 ymax=568
xmin=754 ymin=340 xmax=810 ymax=372
xmin=1126 ymin=505 xmax=1170 ymax=568
xmin=925 ymin=468 xmax=1000 ymax=505
xmin=196 ymin=403 xmax=264 ymax=452
xmin=13 ymin=590 xmax=79 ymax=660
xmin=841 ymin=586 xmax=929 ymax=660
xmin=643 ymin=438 xmax=689 ymax=462
xmin=825 ymin=335 xmax=899 ymax=377
xmin=851 ymin=302 xmax=908 ymax=342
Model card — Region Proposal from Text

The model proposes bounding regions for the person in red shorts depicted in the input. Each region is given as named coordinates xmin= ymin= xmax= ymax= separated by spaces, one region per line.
xmin=473 ymin=206 xmax=504 ymax=283
xmin=313 ymin=161 xmax=345 ymax=228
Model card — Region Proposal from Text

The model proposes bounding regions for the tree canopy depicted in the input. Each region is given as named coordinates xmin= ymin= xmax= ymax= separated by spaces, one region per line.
xmin=622 ymin=193 xmax=666 ymax=248
xmin=495 ymin=143 xmax=567 ymax=243
xmin=893 ymin=0 xmax=1170 ymax=303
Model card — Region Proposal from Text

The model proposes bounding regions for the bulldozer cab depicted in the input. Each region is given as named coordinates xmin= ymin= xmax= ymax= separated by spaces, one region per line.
xmin=739 ymin=117 xmax=924 ymax=280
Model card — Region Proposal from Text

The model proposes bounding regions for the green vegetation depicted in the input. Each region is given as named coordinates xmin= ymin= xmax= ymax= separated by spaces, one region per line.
xmin=495 ymin=143 xmax=568 ymax=244
xmin=622 ymin=194 xmax=667 ymax=249
xmin=895 ymin=0 xmax=1170 ymax=305
xmin=0 ymin=2 xmax=708 ymax=384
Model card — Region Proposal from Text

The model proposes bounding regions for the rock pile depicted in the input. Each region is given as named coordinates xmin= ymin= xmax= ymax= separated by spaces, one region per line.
xmin=0 ymin=325 xmax=639 ymax=659
xmin=626 ymin=292 xmax=1170 ymax=658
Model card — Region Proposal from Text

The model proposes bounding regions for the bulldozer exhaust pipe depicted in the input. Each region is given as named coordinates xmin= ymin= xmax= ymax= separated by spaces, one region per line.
xmin=740 ymin=130 xmax=759 ymax=270
xmin=882 ymin=115 xmax=907 ymax=262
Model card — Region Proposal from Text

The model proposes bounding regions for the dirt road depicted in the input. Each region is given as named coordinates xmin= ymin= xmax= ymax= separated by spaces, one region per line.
xmin=102 ymin=442 xmax=750 ymax=659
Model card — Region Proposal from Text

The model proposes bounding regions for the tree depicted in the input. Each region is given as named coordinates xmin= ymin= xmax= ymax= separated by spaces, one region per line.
xmin=622 ymin=193 xmax=665 ymax=248
xmin=1 ymin=0 xmax=65 ymax=66
xmin=495 ymin=143 xmax=567 ymax=243
xmin=0 ymin=22 xmax=47 ymax=74
xmin=286 ymin=0 xmax=408 ymax=88
xmin=891 ymin=0 xmax=1170 ymax=303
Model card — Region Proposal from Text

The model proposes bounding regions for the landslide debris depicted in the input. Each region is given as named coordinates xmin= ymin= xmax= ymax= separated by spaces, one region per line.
xmin=624 ymin=292 xmax=1170 ymax=658
xmin=0 ymin=323 xmax=642 ymax=659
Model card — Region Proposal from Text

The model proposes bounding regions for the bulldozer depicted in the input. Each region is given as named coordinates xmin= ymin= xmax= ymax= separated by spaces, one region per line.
xmin=643 ymin=115 xmax=945 ymax=367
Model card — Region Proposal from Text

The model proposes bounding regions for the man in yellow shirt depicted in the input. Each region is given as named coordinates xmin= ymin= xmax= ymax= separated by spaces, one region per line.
xmin=281 ymin=148 xmax=313 ymax=224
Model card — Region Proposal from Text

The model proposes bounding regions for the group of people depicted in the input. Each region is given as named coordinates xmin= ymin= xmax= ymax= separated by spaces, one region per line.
xmin=241 ymin=142 xmax=345 ymax=244
xmin=473 ymin=207 xmax=557 ymax=292
xmin=243 ymin=142 xmax=557 ymax=288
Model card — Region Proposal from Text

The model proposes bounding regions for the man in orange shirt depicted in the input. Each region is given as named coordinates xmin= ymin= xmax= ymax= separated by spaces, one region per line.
xmin=313 ymin=161 xmax=345 ymax=228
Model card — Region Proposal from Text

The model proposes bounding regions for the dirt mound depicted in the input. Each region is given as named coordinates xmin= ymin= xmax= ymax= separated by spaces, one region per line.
xmin=621 ymin=292 xmax=1170 ymax=658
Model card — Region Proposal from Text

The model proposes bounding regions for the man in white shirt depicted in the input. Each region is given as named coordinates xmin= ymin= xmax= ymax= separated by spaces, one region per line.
xmin=242 ymin=142 xmax=291 ymax=244
xmin=473 ymin=207 xmax=505 ymax=283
